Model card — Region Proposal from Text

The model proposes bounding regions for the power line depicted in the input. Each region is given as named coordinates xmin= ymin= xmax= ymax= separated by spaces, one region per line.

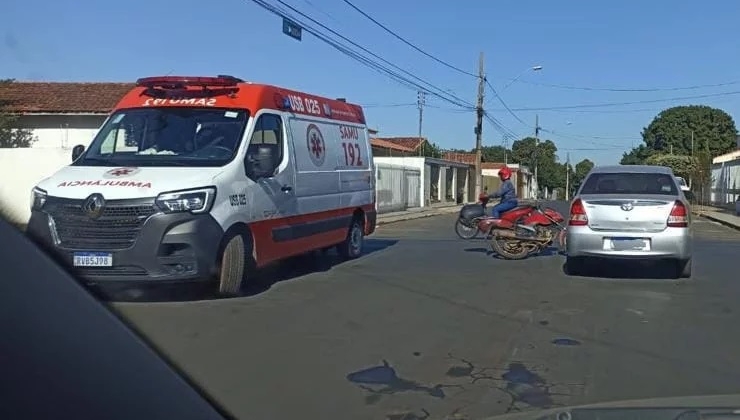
xmin=538 ymin=127 xmax=634 ymax=141
xmin=507 ymin=90 xmax=740 ymax=111
xmin=483 ymin=111 xmax=519 ymax=140
xmin=250 ymin=0 xmax=474 ymax=109
xmin=517 ymin=79 xmax=740 ymax=92
xmin=485 ymin=79 xmax=530 ymax=127
xmin=339 ymin=0 xmax=477 ymax=78
xmin=362 ymin=102 xmax=416 ymax=108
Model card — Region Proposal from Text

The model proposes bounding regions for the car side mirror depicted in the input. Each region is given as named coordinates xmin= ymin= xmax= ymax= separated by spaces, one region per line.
xmin=71 ymin=144 xmax=85 ymax=162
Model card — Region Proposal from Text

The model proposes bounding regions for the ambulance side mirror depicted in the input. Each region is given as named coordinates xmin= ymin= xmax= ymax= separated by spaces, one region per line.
xmin=244 ymin=144 xmax=278 ymax=180
xmin=71 ymin=145 xmax=86 ymax=162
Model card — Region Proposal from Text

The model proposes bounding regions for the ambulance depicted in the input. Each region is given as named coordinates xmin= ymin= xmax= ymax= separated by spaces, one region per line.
xmin=27 ymin=75 xmax=377 ymax=296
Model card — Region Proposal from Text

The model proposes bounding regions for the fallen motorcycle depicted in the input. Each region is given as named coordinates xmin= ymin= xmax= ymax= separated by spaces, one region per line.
xmin=455 ymin=195 xmax=566 ymax=259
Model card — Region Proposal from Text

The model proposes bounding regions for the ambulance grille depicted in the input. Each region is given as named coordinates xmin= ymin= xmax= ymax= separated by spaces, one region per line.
xmin=44 ymin=197 xmax=158 ymax=250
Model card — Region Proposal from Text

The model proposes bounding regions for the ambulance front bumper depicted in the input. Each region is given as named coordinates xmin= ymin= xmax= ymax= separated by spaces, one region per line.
xmin=27 ymin=198 xmax=223 ymax=284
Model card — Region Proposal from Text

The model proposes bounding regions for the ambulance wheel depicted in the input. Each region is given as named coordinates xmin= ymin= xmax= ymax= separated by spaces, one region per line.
xmin=337 ymin=217 xmax=364 ymax=260
xmin=217 ymin=233 xmax=247 ymax=297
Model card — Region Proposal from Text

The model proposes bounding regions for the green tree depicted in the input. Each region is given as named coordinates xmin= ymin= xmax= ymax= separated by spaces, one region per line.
xmin=420 ymin=141 xmax=442 ymax=158
xmin=511 ymin=136 xmax=563 ymax=192
xmin=574 ymin=159 xmax=594 ymax=184
xmin=620 ymin=144 xmax=652 ymax=165
xmin=0 ymin=79 xmax=36 ymax=148
xmin=692 ymin=138 xmax=713 ymax=204
xmin=480 ymin=145 xmax=509 ymax=162
xmin=567 ymin=158 xmax=595 ymax=194
xmin=644 ymin=154 xmax=697 ymax=179
xmin=620 ymin=105 xmax=737 ymax=164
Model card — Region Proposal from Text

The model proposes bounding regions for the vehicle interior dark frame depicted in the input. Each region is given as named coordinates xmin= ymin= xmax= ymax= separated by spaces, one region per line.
xmin=0 ymin=217 xmax=232 ymax=420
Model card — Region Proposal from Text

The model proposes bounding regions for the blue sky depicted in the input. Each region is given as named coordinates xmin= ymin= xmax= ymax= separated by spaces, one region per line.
xmin=3 ymin=0 xmax=740 ymax=165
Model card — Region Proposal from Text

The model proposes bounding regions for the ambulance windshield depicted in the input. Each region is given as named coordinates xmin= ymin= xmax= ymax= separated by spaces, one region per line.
xmin=74 ymin=107 xmax=249 ymax=167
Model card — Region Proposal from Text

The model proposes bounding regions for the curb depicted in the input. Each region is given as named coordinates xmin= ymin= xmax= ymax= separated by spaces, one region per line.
xmin=377 ymin=206 xmax=460 ymax=226
xmin=697 ymin=213 xmax=740 ymax=231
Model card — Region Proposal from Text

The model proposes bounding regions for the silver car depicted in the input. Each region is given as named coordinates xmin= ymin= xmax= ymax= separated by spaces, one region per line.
xmin=565 ymin=165 xmax=692 ymax=278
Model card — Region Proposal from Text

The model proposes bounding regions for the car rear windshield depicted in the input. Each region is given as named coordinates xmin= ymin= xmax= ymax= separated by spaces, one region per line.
xmin=580 ymin=172 xmax=679 ymax=195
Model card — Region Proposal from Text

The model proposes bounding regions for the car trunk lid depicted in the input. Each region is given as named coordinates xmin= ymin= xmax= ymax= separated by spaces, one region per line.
xmin=579 ymin=194 xmax=675 ymax=232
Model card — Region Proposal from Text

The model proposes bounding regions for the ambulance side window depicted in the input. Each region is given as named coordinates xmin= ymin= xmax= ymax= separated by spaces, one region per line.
xmin=245 ymin=114 xmax=284 ymax=180
xmin=100 ymin=126 xmax=138 ymax=153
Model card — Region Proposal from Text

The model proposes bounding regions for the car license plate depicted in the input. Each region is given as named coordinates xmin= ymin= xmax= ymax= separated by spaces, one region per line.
xmin=73 ymin=252 xmax=113 ymax=267
xmin=608 ymin=238 xmax=650 ymax=251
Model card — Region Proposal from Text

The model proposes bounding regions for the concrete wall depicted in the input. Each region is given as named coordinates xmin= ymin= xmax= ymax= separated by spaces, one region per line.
xmin=17 ymin=114 xmax=106 ymax=149
xmin=711 ymin=158 xmax=740 ymax=205
xmin=0 ymin=148 xmax=71 ymax=223
xmin=373 ymin=157 xmax=427 ymax=207
xmin=375 ymin=163 xmax=421 ymax=214
xmin=481 ymin=167 xmax=536 ymax=199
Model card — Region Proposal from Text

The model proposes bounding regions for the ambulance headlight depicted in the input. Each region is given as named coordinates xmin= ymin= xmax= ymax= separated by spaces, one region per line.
xmin=155 ymin=187 xmax=216 ymax=214
xmin=31 ymin=187 xmax=47 ymax=211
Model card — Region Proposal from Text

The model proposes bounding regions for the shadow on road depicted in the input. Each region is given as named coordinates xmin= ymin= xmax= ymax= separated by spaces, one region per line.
xmin=93 ymin=238 xmax=399 ymax=302
xmin=464 ymin=246 xmax=565 ymax=259
xmin=560 ymin=259 xmax=681 ymax=280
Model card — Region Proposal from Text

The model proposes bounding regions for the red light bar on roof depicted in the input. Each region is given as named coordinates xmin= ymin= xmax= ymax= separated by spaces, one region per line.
xmin=136 ymin=76 xmax=243 ymax=89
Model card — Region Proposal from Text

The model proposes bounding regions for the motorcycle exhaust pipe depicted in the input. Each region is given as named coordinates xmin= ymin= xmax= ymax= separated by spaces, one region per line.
xmin=492 ymin=229 xmax=549 ymax=243
xmin=491 ymin=229 xmax=519 ymax=239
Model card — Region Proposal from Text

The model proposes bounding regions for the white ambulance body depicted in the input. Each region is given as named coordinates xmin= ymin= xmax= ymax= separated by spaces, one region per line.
xmin=27 ymin=76 xmax=377 ymax=295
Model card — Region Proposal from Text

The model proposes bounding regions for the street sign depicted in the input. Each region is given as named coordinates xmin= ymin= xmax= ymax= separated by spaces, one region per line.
xmin=282 ymin=18 xmax=302 ymax=41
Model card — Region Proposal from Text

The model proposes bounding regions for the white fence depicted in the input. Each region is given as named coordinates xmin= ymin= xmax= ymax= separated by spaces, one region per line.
xmin=0 ymin=148 xmax=70 ymax=224
xmin=375 ymin=163 xmax=421 ymax=214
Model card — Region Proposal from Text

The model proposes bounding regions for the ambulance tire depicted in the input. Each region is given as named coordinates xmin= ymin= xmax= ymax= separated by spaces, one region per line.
xmin=218 ymin=233 xmax=248 ymax=297
xmin=337 ymin=216 xmax=364 ymax=260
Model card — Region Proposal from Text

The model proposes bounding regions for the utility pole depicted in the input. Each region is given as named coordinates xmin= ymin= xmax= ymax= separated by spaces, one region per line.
xmin=503 ymin=135 xmax=509 ymax=165
xmin=565 ymin=152 xmax=570 ymax=201
xmin=417 ymin=91 xmax=425 ymax=157
xmin=534 ymin=114 xmax=540 ymax=198
xmin=474 ymin=52 xmax=485 ymax=199
xmin=690 ymin=130 xmax=694 ymax=189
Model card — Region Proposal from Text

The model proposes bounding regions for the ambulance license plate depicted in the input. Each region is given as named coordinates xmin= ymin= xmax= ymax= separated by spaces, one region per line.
xmin=73 ymin=252 xmax=113 ymax=267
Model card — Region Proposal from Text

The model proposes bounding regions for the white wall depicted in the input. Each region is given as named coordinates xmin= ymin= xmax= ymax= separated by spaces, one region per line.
xmin=17 ymin=114 xmax=105 ymax=149
xmin=0 ymin=148 xmax=71 ymax=224
xmin=373 ymin=157 xmax=427 ymax=207
xmin=375 ymin=163 xmax=421 ymax=214
xmin=711 ymin=158 xmax=740 ymax=205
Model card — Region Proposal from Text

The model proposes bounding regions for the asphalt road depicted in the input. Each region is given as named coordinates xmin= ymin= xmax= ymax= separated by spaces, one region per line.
xmin=114 ymin=202 xmax=740 ymax=420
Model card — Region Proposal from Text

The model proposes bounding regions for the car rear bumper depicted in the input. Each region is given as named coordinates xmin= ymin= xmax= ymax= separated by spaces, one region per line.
xmin=566 ymin=225 xmax=692 ymax=260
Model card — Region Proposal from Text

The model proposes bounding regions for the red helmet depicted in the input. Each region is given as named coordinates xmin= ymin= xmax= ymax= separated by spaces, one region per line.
xmin=498 ymin=166 xmax=512 ymax=180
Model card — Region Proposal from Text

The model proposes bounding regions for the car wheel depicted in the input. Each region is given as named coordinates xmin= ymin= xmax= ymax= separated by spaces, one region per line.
xmin=676 ymin=258 xmax=692 ymax=279
xmin=217 ymin=233 xmax=250 ymax=297
xmin=565 ymin=257 xmax=585 ymax=276
xmin=337 ymin=217 xmax=364 ymax=260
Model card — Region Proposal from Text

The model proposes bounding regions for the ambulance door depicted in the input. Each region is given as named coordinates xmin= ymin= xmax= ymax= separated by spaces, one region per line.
xmin=244 ymin=112 xmax=297 ymax=227
xmin=337 ymin=124 xmax=373 ymax=208
xmin=288 ymin=118 xmax=341 ymax=214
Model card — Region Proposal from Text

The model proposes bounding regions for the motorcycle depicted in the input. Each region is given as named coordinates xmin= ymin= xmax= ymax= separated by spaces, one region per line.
xmin=455 ymin=194 xmax=566 ymax=260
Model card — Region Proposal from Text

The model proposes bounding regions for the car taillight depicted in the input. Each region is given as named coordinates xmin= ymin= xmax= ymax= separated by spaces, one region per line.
xmin=667 ymin=200 xmax=688 ymax=227
xmin=569 ymin=198 xmax=588 ymax=226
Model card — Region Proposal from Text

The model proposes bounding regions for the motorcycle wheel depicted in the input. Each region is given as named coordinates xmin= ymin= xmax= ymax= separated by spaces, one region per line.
xmin=455 ymin=218 xmax=479 ymax=239
xmin=490 ymin=237 xmax=530 ymax=260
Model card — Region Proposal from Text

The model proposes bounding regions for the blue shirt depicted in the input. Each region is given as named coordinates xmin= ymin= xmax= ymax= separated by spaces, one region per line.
xmin=489 ymin=179 xmax=517 ymax=202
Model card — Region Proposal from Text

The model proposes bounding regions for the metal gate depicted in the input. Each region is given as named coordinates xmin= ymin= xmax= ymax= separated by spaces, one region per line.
xmin=375 ymin=164 xmax=422 ymax=214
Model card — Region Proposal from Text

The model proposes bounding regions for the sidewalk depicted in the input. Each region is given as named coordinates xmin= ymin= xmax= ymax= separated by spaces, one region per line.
xmin=376 ymin=199 xmax=539 ymax=226
xmin=377 ymin=203 xmax=461 ymax=226
xmin=693 ymin=205 xmax=740 ymax=231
